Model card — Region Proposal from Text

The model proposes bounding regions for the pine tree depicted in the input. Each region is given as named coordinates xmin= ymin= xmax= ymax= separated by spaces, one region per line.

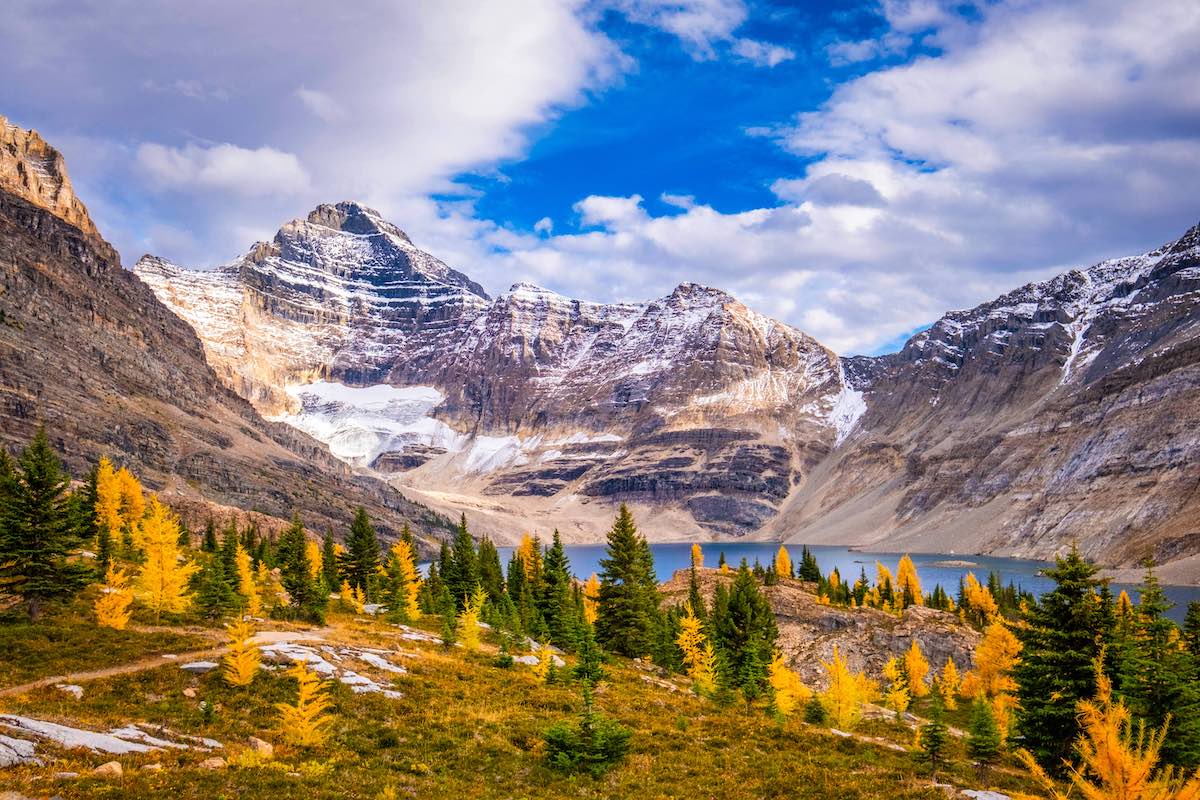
xmin=220 ymin=520 xmax=240 ymax=585
xmin=477 ymin=535 xmax=505 ymax=604
xmin=1014 ymin=545 xmax=1111 ymax=772
xmin=798 ymin=545 xmax=821 ymax=582
xmin=540 ymin=530 xmax=577 ymax=648
xmin=201 ymin=518 xmax=218 ymax=552
xmin=223 ymin=619 xmax=260 ymax=686
xmin=0 ymin=430 xmax=91 ymax=620
xmin=572 ymin=622 xmax=606 ymax=685
xmin=775 ymin=545 xmax=792 ymax=579
xmin=320 ymin=528 xmax=339 ymax=591
xmin=94 ymin=564 xmax=134 ymax=630
xmin=966 ymin=697 xmax=1001 ymax=773
xmin=195 ymin=555 xmax=236 ymax=620
xmin=915 ymin=688 xmax=950 ymax=782
xmin=595 ymin=505 xmax=659 ymax=658
xmin=340 ymin=507 xmax=380 ymax=599
xmin=277 ymin=661 xmax=333 ymax=747
xmin=276 ymin=515 xmax=325 ymax=622
xmin=1119 ymin=563 xmax=1200 ymax=768
xmin=1183 ymin=601 xmax=1200 ymax=662
xmin=711 ymin=562 xmax=777 ymax=697
xmin=134 ymin=496 xmax=198 ymax=623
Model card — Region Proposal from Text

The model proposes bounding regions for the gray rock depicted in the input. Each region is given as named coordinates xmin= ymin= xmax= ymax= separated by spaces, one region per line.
xmin=179 ymin=661 xmax=219 ymax=673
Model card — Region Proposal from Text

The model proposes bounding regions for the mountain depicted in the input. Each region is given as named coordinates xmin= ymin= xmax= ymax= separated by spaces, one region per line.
xmin=137 ymin=199 xmax=1200 ymax=572
xmin=135 ymin=205 xmax=855 ymax=541
xmin=0 ymin=115 xmax=451 ymax=546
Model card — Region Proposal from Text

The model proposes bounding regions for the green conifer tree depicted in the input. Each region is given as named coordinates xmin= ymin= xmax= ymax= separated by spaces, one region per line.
xmin=195 ymin=555 xmax=236 ymax=620
xmin=339 ymin=507 xmax=380 ymax=599
xmin=798 ymin=545 xmax=822 ymax=582
xmin=573 ymin=622 xmax=605 ymax=685
xmin=201 ymin=518 xmax=218 ymax=552
xmin=915 ymin=688 xmax=950 ymax=781
xmin=966 ymin=697 xmax=1001 ymax=773
xmin=711 ymin=561 xmax=778 ymax=696
xmin=445 ymin=514 xmax=479 ymax=610
xmin=595 ymin=505 xmax=660 ymax=658
xmin=320 ymin=527 xmax=339 ymax=591
xmin=0 ymin=430 xmax=90 ymax=620
xmin=276 ymin=515 xmax=325 ymax=622
xmin=477 ymin=536 xmax=505 ymax=603
xmin=541 ymin=530 xmax=578 ymax=648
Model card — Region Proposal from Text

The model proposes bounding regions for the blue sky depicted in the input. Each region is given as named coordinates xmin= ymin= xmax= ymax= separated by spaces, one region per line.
xmin=1 ymin=0 xmax=1197 ymax=354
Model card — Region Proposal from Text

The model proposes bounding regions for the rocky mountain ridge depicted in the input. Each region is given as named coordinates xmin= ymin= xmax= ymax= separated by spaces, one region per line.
xmin=0 ymin=119 xmax=452 ymax=548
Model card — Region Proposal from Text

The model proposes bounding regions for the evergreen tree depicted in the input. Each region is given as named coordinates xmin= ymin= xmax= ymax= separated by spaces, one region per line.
xmin=276 ymin=515 xmax=325 ymax=622
xmin=196 ymin=555 xmax=236 ymax=620
xmin=572 ymin=623 xmax=606 ymax=685
xmin=711 ymin=561 xmax=777 ymax=697
xmin=595 ymin=505 xmax=660 ymax=658
xmin=201 ymin=518 xmax=218 ymax=552
xmin=541 ymin=530 xmax=578 ymax=648
xmin=1014 ymin=545 xmax=1112 ymax=772
xmin=340 ymin=507 xmax=380 ymax=598
xmin=686 ymin=562 xmax=706 ymax=621
xmin=444 ymin=514 xmax=479 ymax=610
xmin=477 ymin=535 xmax=505 ymax=603
xmin=176 ymin=519 xmax=191 ymax=549
xmin=798 ymin=545 xmax=821 ymax=582
xmin=915 ymin=688 xmax=950 ymax=781
xmin=320 ymin=528 xmax=339 ymax=591
xmin=1118 ymin=564 xmax=1200 ymax=768
xmin=966 ymin=697 xmax=1002 ymax=773
xmin=1184 ymin=601 xmax=1200 ymax=664
xmin=0 ymin=430 xmax=90 ymax=620
xmin=220 ymin=520 xmax=239 ymax=586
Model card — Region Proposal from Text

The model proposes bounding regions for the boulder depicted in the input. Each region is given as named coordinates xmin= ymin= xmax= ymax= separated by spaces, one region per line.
xmin=92 ymin=761 xmax=122 ymax=777
xmin=247 ymin=737 xmax=274 ymax=758
xmin=199 ymin=756 xmax=227 ymax=770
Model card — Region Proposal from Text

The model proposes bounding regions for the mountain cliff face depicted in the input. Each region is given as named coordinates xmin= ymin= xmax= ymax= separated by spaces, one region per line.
xmin=136 ymin=207 xmax=854 ymax=540
xmin=134 ymin=196 xmax=1200 ymax=570
xmin=0 ymin=118 xmax=451 ymax=547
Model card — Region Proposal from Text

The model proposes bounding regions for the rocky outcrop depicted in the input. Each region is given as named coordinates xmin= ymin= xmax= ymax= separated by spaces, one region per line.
xmin=0 ymin=115 xmax=96 ymax=236
xmin=660 ymin=569 xmax=979 ymax=688
xmin=0 ymin=120 xmax=452 ymax=548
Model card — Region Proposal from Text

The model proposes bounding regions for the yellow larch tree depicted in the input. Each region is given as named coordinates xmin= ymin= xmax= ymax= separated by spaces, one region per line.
xmin=94 ymin=457 xmax=123 ymax=543
xmin=256 ymin=561 xmax=278 ymax=610
xmin=389 ymin=540 xmax=422 ymax=619
xmin=94 ymin=564 xmax=134 ymax=630
xmin=876 ymin=561 xmax=895 ymax=599
xmin=277 ymin=661 xmax=333 ymax=748
xmin=962 ymin=572 xmax=1000 ymax=625
xmin=903 ymin=640 xmax=930 ymax=698
xmin=516 ymin=533 xmax=541 ymax=581
xmin=819 ymin=646 xmax=873 ymax=730
xmin=582 ymin=573 xmax=600 ymax=625
xmin=235 ymin=544 xmax=262 ymax=618
xmin=691 ymin=542 xmax=704 ymax=570
xmin=896 ymin=555 xmax=923 ymax=606
xmin=775 ymin=545 xmax=792 ymax=579
xmin=690 ymin=642 xmax=719 ymax=697
xmin=829 ymin=567 xmax=842 ymax=592
xmin=533 ymin=641 xmax=555 ymax=683
xmin=1019 ymin=659 xmax=1200 ymax=800
xmin=457 ymin=585 xmax=486 ymax=651
xmin=676 ymin=603 xmax=719 ymax=696
xmin=223 ymin=619 xmax=260 ymax=686
xmin=115 ymin=466 xmax=145 ymax=548
xmin=133 ymin=496 xmax=197 ymax=622
xmin=939 ymin=657 xmax=961 ymax=710
xmin=719 ymin=561 xmax=730 ymax=575
xmin=960 ymin=620 xmax=1021 ymax=740
xmin=768 ymin=650 xmax=811 ymax=717
xmin=306 ymin=540 xmax=323 ymax=581
xmin=882 ymin=656 xmax=911 ymax=718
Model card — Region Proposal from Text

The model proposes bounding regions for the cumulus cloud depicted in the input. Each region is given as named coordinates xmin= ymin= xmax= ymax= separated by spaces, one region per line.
xmin=731 ymin=38 xmax=795 ymax=68
xmin=295 ymin=88 xmax=345 ymax=122
xmin=137 ymin=142 xmax=310 ymax=195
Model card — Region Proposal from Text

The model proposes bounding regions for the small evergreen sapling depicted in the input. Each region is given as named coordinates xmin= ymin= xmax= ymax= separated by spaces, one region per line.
xmin=543 ymin=686 xmax=631 ymax=777
xmin=966 ymin=697 xmax=1001 ymax=776
xmin=915 ymin=688 xmax=950 ymax=782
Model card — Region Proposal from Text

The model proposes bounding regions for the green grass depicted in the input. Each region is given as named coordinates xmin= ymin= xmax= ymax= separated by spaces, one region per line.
xmin=0 ymin=602 xmax=212 ymax=688
xmin=0 ymin=612 xmax=1049 ymax=800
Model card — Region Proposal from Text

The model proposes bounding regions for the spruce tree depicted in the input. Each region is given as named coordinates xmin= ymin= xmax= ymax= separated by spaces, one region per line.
xmin=595 ymin=505 xmax=660 ymax=658
xmin=320 ymin=528 xmax=339 ymax=591
xmin=340 ymin=507 xmax=380 ymax=599
xmin=573 ymin=622 xmax=605 ymax=685
xmin=1014 ymin=545 xmax=1111 ymax=772
xmin=1118 ymin=564 xmax=1200 ymax=768
xmin=711 ymin=561 xmax=777 ymax=697
xmin=445 ymin=514 xmax=479 ymax=609
xmin=477 ymin=536 xmax=505 ymax=603
xmin=0 ymin=430 xmax=90 ymax=620
xmin=915 ymin=688 xmax=950 ymax=781
xmin=196 ymin=555 xmax=236 ymax=620
xmin=541 ymin=530 xmax=577 ymax=648
xmin=1183 ymin=601 xmax=1200 ymax=663
xmin=798 ymin=545 xmax=821 ymax=582
xmin=966 ymin=697 xmax=1001 ymax=773
xmin=201 ymin=518 xmax=218 ymax=552
xmin=276 ymin=515 xmax=325 ymax=622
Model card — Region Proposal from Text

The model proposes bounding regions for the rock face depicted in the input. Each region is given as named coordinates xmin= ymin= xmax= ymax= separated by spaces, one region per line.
xmin=774 ymin=222 xmax=1200 ymax=569
xmin=0 ymin=119 xmax=451 ymax=547
xmin=137 ymin=212 xmax=854 ymax=540
xmin=136 ymin=197 xmax=1200 ymax=568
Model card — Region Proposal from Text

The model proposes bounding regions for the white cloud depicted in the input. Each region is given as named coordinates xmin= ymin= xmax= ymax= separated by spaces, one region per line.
xmin=137 ymin=142 xmax=310 ymax=196
xmin=295 ymin=88 xmax=344 ymax=122
xmin=533 ymin=216 xmax=554 ymax=235
xmin=731 ymin=38 xmax=795 ymax=68
xmin=607 ymin=0 xmax=746 ymax=58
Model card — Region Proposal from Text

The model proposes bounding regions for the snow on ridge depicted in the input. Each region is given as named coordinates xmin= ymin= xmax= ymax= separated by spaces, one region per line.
xmin=829 ymin=363 xmax=867 ymax=446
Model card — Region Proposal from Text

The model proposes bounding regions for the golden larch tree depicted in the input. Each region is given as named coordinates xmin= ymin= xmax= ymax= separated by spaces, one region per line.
xmin=306 ymin=540 xmax=323 ymax=581
xmin=903 ymin=640 xmax=930 ymax=698
xmin=235 ymin=544 xmax=262 ymax=618
xmin=94 ymin=564 xmax=134 ymax=630
xmin=691 ymin=642 xmax=719 ymax=697
xmin=691 ymin=542 xmax=704 ymax=570
xmin=876 ymin=561 xmax=895 ymax=595
xmin=277 ymin=661 xmax=334 ymax=747
xmin=516 ymin=533 xmax=541 ymax=581
xmin=962 ymin=572 xmax=999 ymax=624
xmin=939 ymin=657 xmax=961 ymax=710
xmin=533 ymin=641 xmax=555 ymax=683
xmin=133 ymin=496 xmax=197 ymax=622
xmin=896 ymin=555 xmax=923 ymax=606
xmin=819 ymin=646 xmax=872 ymax=730
xmin=457 ymin=585 xmax=486 ymax=651
xmin=223 ymin=619 xmax=260 ymax=686
xmin=94 ymin=457 xmax=123 ymax=542
xmin=389 ymin=540 xmax=421 ymax=619
xmin=115 ymin=466 xmax=145 ymax=548
xmin=960 ymin=620 xmax=1021 ymax=740
xmin=768 ymin=650 xmax=811 ymax=717
xmin=882 ymin=656 xmax=911 ymax=717
xmin=775 ymin=545 xmax=792 ymax=579
xmin=582 ymin=573 xmax=600 ymax=625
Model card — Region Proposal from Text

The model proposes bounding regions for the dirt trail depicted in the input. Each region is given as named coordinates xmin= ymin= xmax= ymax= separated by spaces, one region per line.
xmin=0 ymin=627 xmax=332 ymax=698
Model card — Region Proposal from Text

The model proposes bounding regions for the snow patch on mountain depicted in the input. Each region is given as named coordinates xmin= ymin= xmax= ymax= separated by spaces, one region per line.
xmin=829 ymin=365 xmax=867 ymax=445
